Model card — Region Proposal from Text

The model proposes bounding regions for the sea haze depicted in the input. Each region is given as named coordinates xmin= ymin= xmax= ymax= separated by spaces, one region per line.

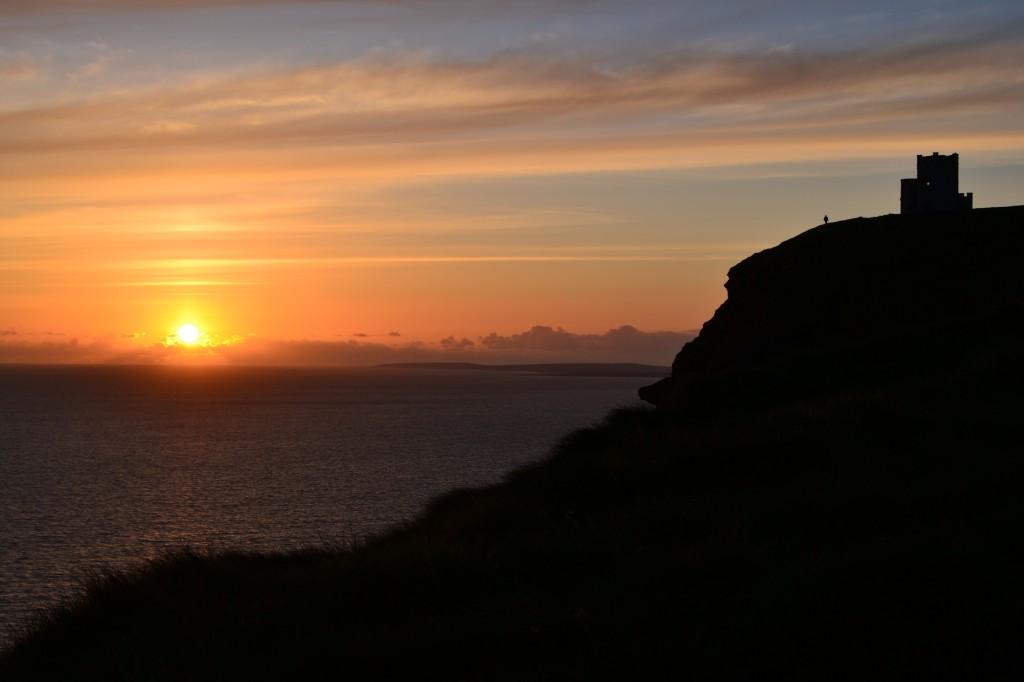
xmin=0 ymin=365 xmax=644 ymax=644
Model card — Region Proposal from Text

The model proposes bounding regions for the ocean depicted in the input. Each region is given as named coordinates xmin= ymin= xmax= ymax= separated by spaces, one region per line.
xmin=0 ymin=364 xmax=646 ymax=645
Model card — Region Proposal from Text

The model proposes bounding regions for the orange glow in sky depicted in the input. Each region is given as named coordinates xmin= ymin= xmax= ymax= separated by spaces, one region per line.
xmin=2 ymin=1 xmax=1024 ymax=365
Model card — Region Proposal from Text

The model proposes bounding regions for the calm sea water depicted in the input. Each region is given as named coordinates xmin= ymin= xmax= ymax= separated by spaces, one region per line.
xmin=0 ymin=364 xmax=645 ymax=644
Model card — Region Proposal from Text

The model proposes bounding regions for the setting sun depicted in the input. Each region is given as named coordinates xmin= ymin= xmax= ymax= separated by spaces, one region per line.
xmin=176 ymin=324 xmax=201 ymax=345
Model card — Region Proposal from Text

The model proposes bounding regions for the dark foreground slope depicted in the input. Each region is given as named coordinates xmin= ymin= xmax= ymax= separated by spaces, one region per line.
xmin=3 ymin=209 xmax=1024 ymax=680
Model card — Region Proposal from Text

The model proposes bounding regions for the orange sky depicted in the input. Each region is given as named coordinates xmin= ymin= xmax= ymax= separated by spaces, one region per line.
xmin=3 ymin=1 xmax=1024 ymax=365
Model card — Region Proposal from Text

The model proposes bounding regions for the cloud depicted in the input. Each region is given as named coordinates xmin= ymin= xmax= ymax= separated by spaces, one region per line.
xmin=221 ymin=324 xmax=690 ymax=365
xmin=0 ymin=329 xmax=19 ymax=336
xmin=479 ymin=325 xmax=692 ymax=360
xmin=216 ymin=337 xmax=438 ymax=367
xmin=438 ymin=335 xmax=475 ymax=351
xmin=480 ymin=325 xmax=582 ymax=352
xmin=73 ymin=42 xmax=120 ymax=79
xmin=388 ymin=331 xmax=401 ymax=337
xmin=140 ymin=120 xmax=198 ymax=135
xmin=0 ymin=337 xmax=112 ymax=364
xmin=0 ymin=54 xmax=40 ymax=82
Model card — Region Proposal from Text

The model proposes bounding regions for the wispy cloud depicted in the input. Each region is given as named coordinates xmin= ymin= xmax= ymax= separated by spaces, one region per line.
xmin=72 ymin=41 xmax=124 ymax=79
xmin=0 ymin=0 xmax=590 ymax=15
xmin=3 ymin=25 xmax=1022 ymax=166
xmin=122 ymin=256 xmax=682 ymax=269
xmin=0 ymin=53 xmax=40 ymax=81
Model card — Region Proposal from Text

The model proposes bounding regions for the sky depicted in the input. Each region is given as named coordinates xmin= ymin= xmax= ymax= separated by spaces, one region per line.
xmin=2 ymin=0 xmax=1023 ymax=365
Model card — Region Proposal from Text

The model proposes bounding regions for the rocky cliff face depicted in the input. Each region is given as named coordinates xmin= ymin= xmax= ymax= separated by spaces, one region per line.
xmin=641 ymin=206 xmax=1024 ymax=409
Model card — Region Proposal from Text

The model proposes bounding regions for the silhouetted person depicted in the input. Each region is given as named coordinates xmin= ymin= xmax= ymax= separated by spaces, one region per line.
xmin=823 ymin=215 xmax=829 ymax=224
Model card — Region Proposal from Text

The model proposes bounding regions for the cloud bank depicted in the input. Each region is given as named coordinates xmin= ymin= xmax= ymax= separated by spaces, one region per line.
xmin=479 ymin=325 xmax=689 ymax=357
xmin=0 ymin=325 xmax=693 ymax=366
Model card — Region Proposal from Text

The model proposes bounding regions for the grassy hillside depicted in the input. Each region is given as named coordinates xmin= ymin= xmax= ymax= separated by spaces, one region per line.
xmin=3 ymin=209 xmax=1023 ymax=679
xmin=3 ymin=326 xmax=1021 ymax=679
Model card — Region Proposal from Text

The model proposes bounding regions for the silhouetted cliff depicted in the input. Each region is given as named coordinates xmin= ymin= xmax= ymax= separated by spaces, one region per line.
xmin=3 ymin=207 xmax=1023 ymax=680
xmin=642 ymin=206 xmax=1024 ymax=409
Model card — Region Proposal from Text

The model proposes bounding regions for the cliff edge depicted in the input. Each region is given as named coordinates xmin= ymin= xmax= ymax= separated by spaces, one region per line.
xmin=642 ymin=206 xmax=1024 ymax=409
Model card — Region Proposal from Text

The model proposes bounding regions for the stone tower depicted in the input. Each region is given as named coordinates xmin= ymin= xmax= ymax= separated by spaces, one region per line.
xmin=900 ymin=152 xmax=973 ymax=215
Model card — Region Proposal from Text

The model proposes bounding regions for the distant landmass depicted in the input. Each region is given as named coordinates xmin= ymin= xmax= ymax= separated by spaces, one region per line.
xmin=378 ymin=362 xmax=670 ymax=377
xmin=4 ymin=206 xmax=1023 ymax=679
